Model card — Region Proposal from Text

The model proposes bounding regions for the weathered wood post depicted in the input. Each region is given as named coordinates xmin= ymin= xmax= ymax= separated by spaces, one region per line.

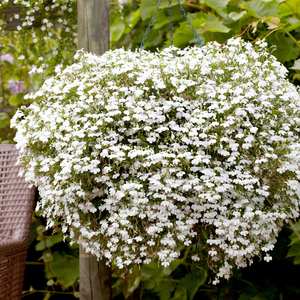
xmin=77 ymin=1 xmax=112 ymax=300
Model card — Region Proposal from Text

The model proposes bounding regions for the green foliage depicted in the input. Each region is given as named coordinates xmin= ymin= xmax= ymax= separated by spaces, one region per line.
xmin=0 ymin=112 xmax=10 ymax=129
xmin=113 ymin=256 xmax=207 ymax=300
xmin=288 ymin=221 xmax=300 ymax=265
xmin=24 ymin=222 xmax=79 ymax=299
xmin=35 ymin=225 xmax=79 ymax=289
xmin=112 ymin=0 xmax=300 ymax=70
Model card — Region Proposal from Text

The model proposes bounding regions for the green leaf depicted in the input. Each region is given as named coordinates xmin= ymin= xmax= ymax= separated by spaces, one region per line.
xmin=287 ymin=221 xmax=300 ymax=265
xmin=228 ymin=11 xmax=247 ymax=21
xmin=45 ymin=233 xmax=64 ymax=248
xmin=162 ymin=258 xmax=184 ymax=276
xmin=111 ymin=17 xmax=126 ymax=42
xmin=153 ymin=8 xmax=182 ymax=30
xmin=35 ymin=240 xmax=46 ymax=251
xmin=140 ymin=0 xmax=155 ymax=20
xmin=172 ymin=286 xmax=187 ymax=300
xmin=140 ymin=0 xmax=182 ymax=20
xmin=8 ymin=94 xmax=23 ymax=106
xmin=240 ymin=0 xmax=279 ymax=18
xmin=203 ymin=14 xmax=231 ymax=32
xmin=142 ymin=262 xmax=164 ymax=281
xmin=0 ymin=113 xmax=10 ymax=129
xmin=279 ymin=0 xmax=300 ymax=17
xmin=48 ymin=252 xmax=79 ymax=288
xmin=178 ymin=267 xmax=207 ymax=300
xmin=159 ymin=0 xmax=183 ymax=9
xmin=267 ymin=32 xmax=300 ymax=62
xmin=173 ymin=22 xmax=194 ymax=47
xmin=285 ymin=20 xmax=300 ymax=32
xmin=287 ymin=241 xmax=300 ymax=258
xmin=201 ymin=0 xmax=229 ymax=16
xmin=121 ymin=267 xmax=141 ymax=299
xmin=126 ymin=9 xmax=141 ymax=32
xmin=141 ymin=261 xmax=179 ymax=296
xmin=143 ymin=29 xmax=163 ymax=49
xmin=157 ymin=279 xmax=177 ymax=300
xmin=192 ymin=13 xmax=231 ymax=33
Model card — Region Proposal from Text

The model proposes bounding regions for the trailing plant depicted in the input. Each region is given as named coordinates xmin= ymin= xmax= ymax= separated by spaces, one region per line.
xmin=12 ymin=38 xmax=300 ymax=285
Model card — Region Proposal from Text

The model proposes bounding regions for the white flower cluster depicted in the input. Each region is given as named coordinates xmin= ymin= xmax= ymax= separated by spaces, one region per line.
xmin=12 ymin=38 xmax=300 ymax=283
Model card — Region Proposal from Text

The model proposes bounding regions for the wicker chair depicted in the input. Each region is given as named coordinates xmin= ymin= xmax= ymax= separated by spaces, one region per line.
xmin=0 ymin=144 xmax=35 ymax=300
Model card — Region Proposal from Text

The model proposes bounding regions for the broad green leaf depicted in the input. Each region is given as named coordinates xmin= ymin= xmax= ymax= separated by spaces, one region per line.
xmin=173 ymin=22 xmax=194 ymax=47
xmin=172 ymin=286 xmax=187 ymax=300
xmin=267 ymin=32 xmax=300 ymax=62
xmin=240 ymin=0 xmax=279 ymax=18
xmin=293 ymin=256 xmax=300 ymax=264
xmin=143 ymin=29 xmax=163 ymax=49
xmin=153 ymin=8 xmax=182 ymax=30
xmin=279 ymin=0 xmax=300 ymax=17
xmin=288 ymin=221 xmax=300 ymax=265
xmin=140 ymin=0 xmax=157 ymax=20
xmin=228 ymin=11 xmax=247 ymax=21
xmin=8 ymin=94 xmax=23 ymax=106
xmin=192 ymin=13 xmax=231 ymax=33
xmin=126 ymin=9 xmax=141 ymax=32
xmin=203 ymin=14 xmax=231 ymax=32
xmin=0 ymin=113 xmax=10 ymax=129
xmin=178 ymin=267 xmax=207 ymax=300
xmin=140 ymin=0 xmax=182 ymax=20
xmin=122 ymin=268 xmax=141 ymax=299
xmin=201 ymin=0 xmax=229 ymax=16
xmin=142 ymin=262 xmax=165 ymax=281
xmin=287 ymin=241 xmax=300 ymax=258
xmin=285 ymin=19 xmax=300 ymax=32
xmin=159 ymin=0 xmax=183 ymax=9
xmin=49 ymin=252 xmax=79 ymax=288
xmin=45 ymin=233 xmax=64 ymax=248
xmin=158 ymin=280 xmax=177 ymax=300
xmin=111 ymin=17 xmax=126 ymax=42
xmin=162 ymin=258 xmax=184 ymax=276
xmin=141 ymin=261 xmax=179 ymax=296
xmin=35 ymin=240 xmax=46 ymax=251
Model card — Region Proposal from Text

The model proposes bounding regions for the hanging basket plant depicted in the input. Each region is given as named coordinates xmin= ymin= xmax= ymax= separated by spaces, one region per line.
xmin=12 ymin=38 xmax=300 ymax=283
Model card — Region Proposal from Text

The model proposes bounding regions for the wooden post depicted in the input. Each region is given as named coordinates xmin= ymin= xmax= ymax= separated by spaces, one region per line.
xmin=77 ymin=1 xmax=111 ymax=300
xmin=79 ymin=248 xmax=112 ymax=300
xmin=77 ymin=0 xmax=109 ymax=55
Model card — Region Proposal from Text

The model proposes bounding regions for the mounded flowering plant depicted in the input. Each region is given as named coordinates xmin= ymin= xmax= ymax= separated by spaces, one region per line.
xmin=12 ymin=38 xmax=300 ymax=283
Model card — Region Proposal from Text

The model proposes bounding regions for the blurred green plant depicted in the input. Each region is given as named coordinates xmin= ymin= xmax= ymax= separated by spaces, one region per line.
xmin=23 ymin=217 xmax=79 ymax=299
xmin=112 ymin=0 xmax=300 ymax=64
xmin=288 ymin=220 xmax=300 ymax=265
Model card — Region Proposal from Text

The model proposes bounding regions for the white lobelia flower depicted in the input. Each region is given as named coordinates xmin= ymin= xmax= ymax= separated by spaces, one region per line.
xmin=12 ymin=38 xmax=300 ymax=283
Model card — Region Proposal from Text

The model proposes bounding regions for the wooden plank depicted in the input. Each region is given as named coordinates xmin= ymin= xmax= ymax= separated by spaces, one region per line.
xmin=77 ymin=1 xmax=111 ymax=300
xmin=77 ymin=0 xmax=109 ymax=55
xmin=80 ymin=247 xmax=112 ymax=300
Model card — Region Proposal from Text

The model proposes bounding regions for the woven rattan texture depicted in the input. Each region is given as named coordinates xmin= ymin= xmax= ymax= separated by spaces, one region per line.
xmin=0 ymin=144 xmax=35 ymax=300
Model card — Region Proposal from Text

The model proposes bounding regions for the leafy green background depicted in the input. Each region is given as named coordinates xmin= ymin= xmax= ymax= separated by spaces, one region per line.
xmin=1 ymin=0 xmax=300 ymax=299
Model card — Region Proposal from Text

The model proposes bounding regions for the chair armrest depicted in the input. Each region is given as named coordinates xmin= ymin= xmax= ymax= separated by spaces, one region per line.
xmin=0 ymin=240 xmax=26 ymax=257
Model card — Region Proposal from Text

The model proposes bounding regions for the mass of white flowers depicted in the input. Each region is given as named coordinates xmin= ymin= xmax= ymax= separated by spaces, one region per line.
xmin=12 ymin=38 xmax=300 ymax=283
